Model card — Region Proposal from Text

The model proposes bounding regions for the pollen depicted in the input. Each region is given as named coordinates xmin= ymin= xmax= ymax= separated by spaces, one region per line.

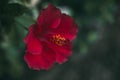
xmin=51 ymin=34 xmax=66 ymax=46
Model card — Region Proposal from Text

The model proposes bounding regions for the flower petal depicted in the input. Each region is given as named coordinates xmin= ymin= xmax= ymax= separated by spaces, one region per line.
xmin=37 ymin=4 xmax=61 ymax=29
xmin=52 ymin=14 xmax=78 ymax=41
xmin=55 ymin=42 xmax=72 ymax=64
xmin=24 ymin=53 xmax=41 ymax=70
xmin=44 ymin=39 xmax=72 ymax=64
xmin=24 ymin=45 xmax=56 ymax=70
xmin=24 ymin=25 xmax=42 ymax=54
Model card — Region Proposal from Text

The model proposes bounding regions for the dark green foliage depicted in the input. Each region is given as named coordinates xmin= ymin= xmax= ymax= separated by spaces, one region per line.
xmin=3 ymin=3 xmax=26 ymax=17
xmin=0 ymin=0 xmax=27 ymax=33
xmin=1 ymin=0 xmax=120 ymax=80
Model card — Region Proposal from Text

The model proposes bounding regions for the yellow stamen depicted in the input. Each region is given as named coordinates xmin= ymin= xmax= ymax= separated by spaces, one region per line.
xmin=51 ymin=34 xmax=66 ymax=46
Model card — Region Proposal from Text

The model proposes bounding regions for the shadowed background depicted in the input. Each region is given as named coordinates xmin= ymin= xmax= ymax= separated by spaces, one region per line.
xmin=0 ymin=0 xmax=120 ymax=80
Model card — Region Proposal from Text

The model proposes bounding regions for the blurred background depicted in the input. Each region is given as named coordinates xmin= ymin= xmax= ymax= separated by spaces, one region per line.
xmin=0 ymin=0 xmax=120 ymax=80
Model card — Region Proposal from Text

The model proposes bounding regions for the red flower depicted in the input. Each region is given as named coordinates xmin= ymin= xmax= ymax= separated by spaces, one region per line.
xmin=24 ymin=4 xmax=78 ymax=70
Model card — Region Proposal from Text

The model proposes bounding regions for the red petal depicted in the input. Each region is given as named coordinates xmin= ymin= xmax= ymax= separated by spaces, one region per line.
xmin=24 ymin=45 xmax=56 ymax=70
xmin=44 ymin=40 xmax=72 ymax=64
xmin=55 ymin=42 xmax=72 ymax=64
xmin=24 ymin=25 xmax=42 ymax=54
xmin=37 ymin=4 xmax=61 ymax=29
xmin=52 ymin=14 xmax=78 ymax=41
xmin=24 ymin=53 xmax=42 ymax=70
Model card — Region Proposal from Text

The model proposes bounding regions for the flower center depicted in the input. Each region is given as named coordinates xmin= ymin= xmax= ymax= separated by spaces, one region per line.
xmin=51 ymin=34 xmax=66 ymax=46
